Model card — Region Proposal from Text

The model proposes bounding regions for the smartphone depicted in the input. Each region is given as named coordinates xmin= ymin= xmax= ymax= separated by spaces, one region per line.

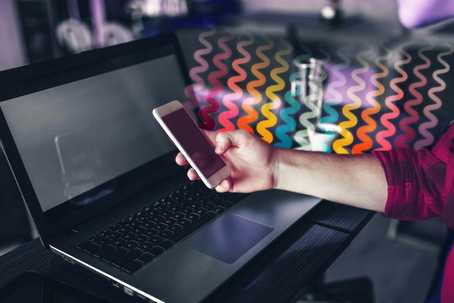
xmin=153 ymin=100 xmax=229 ymax=188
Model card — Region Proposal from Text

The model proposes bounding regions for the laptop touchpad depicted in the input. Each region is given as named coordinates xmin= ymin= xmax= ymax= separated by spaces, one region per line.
xmin=191 ymin=214 xmax=273 ymax=264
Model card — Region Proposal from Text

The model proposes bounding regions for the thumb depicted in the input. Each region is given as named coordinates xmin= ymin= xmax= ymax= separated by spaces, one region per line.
xmin=215 ymin=130 xmax=249 ymax=154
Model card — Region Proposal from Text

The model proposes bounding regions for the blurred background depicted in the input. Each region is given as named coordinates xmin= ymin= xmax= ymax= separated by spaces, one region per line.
xmin=0 ymin=0 xmax=404 ymax=71
xmin=0 ymin=1 xmax=451 ymax=303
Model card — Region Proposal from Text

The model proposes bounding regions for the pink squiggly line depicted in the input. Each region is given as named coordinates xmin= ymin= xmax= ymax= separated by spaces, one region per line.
xmin=395 ymin=45 xmax=433 ymax=148
xmin=375 ymin=48 xmax=411 ymax=151
xmin=218 ymin=36 xmax=254 ymax=131
xmin=200 ymin=32 xmax=234 ymax=129
xmin=189 ymin=30 xmax=216 ymax=86
xmin=185 ymin=30 xmax=216 ymax=111
xmin=414 ymin=44 xmax=453 ymax=150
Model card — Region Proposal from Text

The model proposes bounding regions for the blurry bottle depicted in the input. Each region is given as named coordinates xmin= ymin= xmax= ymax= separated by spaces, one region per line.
xmin=292 ymin=56 xmax=339 ymax=152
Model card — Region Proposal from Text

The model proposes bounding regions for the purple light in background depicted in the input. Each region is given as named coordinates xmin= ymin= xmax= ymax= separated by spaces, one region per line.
xmin=91 ymin=0 xmax=106 ymax=47
xmin=397 ymin=0 xmax=454 ymax=28
xmin=0 ymin=0 xmax=26 ymax=71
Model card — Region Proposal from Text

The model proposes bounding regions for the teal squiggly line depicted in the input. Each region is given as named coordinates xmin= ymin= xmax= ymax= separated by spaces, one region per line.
xmin=274 ymin=73 xmax=301 ymax=148
xmin=317 ymin=48 xmax=339 ymax=127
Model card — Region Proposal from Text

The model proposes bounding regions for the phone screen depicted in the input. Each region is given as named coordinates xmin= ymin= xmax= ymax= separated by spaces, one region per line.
xmin=161 ymin=108 xmax=225 ymax=178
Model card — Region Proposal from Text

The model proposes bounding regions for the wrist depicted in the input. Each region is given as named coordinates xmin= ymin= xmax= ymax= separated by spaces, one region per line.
xmin=270 ymin=147 xmax=282 ymax=190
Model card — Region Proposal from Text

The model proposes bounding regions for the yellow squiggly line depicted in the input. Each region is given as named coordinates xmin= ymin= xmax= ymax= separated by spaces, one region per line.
xmin=256 ymin=44 xmax=291 ymax=143
xmin=237 ymin=38 xmax=274 ymax=133
xmin=332 ymin=50 xmax=370 ymax=154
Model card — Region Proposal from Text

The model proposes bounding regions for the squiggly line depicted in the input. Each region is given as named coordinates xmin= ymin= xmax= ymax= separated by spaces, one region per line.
xmin=189 ymin=30 xmax=216 ymax=87
xmin=200 ymin=32 xmax=234 ymax=129
xmin=184 ymin=85 xmax=198 ymax=110
xmin=237 ymin=38 xmax=274 ymax=133
xmin=275 ymin=73 xmax=301 ymax=148
xmin=317 ymin=48 xmax=338 ymax=127
xmin=321 ymin=89 xmax=339 ymax=125
xmin=395 ymin=45 xmax=432 ymax=148
xmin=294 ymin=80 xmax=324 ymax=150
xmin=286 ymin=51 xmax=314 ymax=149
xmin=330 ymin=48 xmax=351 ymax=106
xmin=414 ymin=44 xmax=453 ymax=150
xmin=257 ymin=44 xmax=291 ymax=143
xmin=352 ymin=53 xmax=389 ymax=154
xmin=332 ymin=50 xmax=370 ymax=154
xmin=317 ymin=48 xmax=348 ymax=152
xmin=317 ymin=48 xmax=352 ymax=145
xmin=320 ymin=102 xmax=338 ymax=126
xmin=185 ymin=30 xmax=216 ymax=111
xmin=322 ymin=48 xmax=353 ymax=152
xmin=375 ymin=48 xmax=411 ymax=151
xmin=320 ymin=57 xmax=349 ymax=127
xmin=218 ymin=36 xmax=254 ymax=131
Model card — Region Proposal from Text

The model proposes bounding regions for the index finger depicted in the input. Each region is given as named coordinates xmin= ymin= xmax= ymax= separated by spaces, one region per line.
xmin=203 ymin=130 xmax=217 ymax=144
xmin=175 ymin=153 xmax=189 ymax=166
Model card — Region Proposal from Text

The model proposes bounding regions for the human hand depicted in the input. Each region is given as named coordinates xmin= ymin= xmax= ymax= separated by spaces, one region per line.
xmin=175 ymin=129 xmax=278 ymax=193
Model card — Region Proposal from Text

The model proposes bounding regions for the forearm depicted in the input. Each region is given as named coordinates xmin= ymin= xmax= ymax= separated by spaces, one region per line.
xmin=273 ymin=149 xmax=388 ymax=212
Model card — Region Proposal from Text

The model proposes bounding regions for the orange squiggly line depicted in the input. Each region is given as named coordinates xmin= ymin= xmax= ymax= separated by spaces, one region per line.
xmin=375 ymin=48 xmax=411 ymax=151
xmin=237 ymin=38 xmax=274 ymax=133
xmin=332 ymin=50 xmax=370 ymax=154
xmin=218 ymin=36 xmax=254 ymax=131
xmin=395 ymin=45 xmax=432 ymax=148
xmin=414 ymin=44 xmax=453 ymax=150
xmin=256 ymin=44 xmax=291 ymax=143
xmin=352 ymin=53 xmax=389 ymax=154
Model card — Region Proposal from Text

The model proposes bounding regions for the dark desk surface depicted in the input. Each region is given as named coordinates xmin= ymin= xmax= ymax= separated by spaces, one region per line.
xmin=0 ymin=200 xmax=373 ymax=303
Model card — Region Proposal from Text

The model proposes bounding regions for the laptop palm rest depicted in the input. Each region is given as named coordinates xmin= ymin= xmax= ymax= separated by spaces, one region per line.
xmin=191 ymin=213 xmax=273 ymax=264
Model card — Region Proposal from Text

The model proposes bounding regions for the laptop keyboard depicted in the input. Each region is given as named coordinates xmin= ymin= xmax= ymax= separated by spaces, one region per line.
xmin=77 ymin=182 xmax=244 ymax=274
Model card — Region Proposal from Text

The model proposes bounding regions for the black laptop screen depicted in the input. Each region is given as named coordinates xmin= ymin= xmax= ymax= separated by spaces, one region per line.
xmin=0 ymin=55 xmax=185 ymax=212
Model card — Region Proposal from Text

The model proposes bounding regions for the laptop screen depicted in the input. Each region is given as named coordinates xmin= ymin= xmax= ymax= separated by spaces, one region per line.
xmin=0 ymin=54 xmax=186 ymax=213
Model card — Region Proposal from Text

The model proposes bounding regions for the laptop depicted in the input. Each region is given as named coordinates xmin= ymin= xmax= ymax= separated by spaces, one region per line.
xmin=0 ymin=34 xmax=320 ymax=303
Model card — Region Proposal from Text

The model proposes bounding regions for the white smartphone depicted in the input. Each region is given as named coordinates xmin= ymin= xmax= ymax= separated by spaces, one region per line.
xmin=153 ymin=100 xmax=230 ymax=189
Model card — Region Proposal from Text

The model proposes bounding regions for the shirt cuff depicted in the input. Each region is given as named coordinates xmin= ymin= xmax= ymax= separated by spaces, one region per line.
xmin=372 ymin=149 xmax=407 ymax=218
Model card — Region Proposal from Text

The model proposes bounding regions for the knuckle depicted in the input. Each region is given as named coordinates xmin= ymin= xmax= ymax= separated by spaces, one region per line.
xmin=236 ymin=129 xmax=250 ymax=143
xmin=237 ymin=129 xmax=248 ymax=137
xmin=216 ymin=132 xmax=227 ymax=142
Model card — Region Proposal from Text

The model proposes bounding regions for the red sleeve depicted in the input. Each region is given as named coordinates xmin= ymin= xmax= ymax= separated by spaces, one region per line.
xmin=373 ymin=148 xmax=446 ymax=220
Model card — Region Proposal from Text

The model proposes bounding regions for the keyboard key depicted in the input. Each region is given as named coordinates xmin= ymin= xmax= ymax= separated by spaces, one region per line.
xmin=126 ymin=248 xmax=143 ymax=260
xmin=149 ymin=246 xmax=165 ymax=256
xmin=159 ymin=230 xmax=174 ymax=239
xmin=167 ymin=225 xmax=183 ymax=233
xmin=122 ymin=259 xmax=144 ymax=273
xmin=79 ymin=241 xmax=101 ymax=256
xmin=160 ymin=239 xmax=174 ymax=249
xmin=138 ymin=252 xmax=155 ymax=263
